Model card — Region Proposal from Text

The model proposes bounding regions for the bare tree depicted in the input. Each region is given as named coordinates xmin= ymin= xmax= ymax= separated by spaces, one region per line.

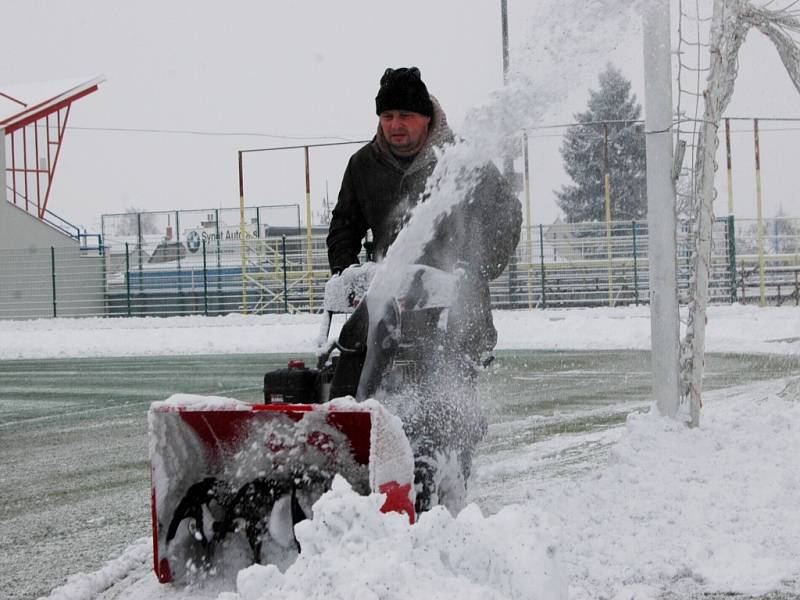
xmin=115 ymin=208 xmax=160 ymax=237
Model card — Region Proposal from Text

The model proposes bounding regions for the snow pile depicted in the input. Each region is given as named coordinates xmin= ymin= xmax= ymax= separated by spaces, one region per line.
xmin=44 ymin=537 xmax=151 ymax=600
xmin=2 ymin=304 xmax=799 ymax=360
xmin=536 ymin=379 xmax=800 ymax=598
xmin=235 ymin=476 xmax=566 ymax=600
xmin=0 ymin=312 xmax=323 ymax=359
xmin=494 ymin=304 xmax=800 ymax=355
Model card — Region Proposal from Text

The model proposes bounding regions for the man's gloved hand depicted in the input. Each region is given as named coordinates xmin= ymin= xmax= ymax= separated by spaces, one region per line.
xmin=323 ymin=263 xmax=378 ymax=313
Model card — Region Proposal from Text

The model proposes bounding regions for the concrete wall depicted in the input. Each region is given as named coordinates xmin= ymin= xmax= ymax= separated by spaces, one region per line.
xmin=0 ymin=245 xmax=106 ymax=319
xmin=0 ymin=198 xmax=81 ymax=251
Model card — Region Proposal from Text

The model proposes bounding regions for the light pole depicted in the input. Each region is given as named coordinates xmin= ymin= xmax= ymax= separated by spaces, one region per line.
xmin=501 ymin=0 xmax=510 ymax=83
xmin=500 ymin=0 xmax=515 ymax=180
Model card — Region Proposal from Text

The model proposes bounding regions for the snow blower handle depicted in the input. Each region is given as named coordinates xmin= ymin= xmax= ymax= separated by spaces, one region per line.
xmin=316 ymin=263 xmax=380 ymax=362
xmin=322 ymin=263 xmax=378 ymax=314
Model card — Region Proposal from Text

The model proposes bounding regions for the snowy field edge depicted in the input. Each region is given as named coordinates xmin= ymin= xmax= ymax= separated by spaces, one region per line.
xmin=2 ymin=305 xmax=799 ymax=360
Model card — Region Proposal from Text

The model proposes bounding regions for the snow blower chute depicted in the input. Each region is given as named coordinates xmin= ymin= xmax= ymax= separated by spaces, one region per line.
xmin=149 ymin=263 xmax=460 ymax=584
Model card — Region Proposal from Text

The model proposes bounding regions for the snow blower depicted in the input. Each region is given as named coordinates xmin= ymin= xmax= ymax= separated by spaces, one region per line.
xmin=149 ymin=263 xmax=460 ymax=584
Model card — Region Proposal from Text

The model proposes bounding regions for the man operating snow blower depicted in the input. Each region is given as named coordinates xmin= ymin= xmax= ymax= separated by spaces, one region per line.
xmin=148 ymin=67 xmax=522 ymax=583
xmin=326 ymin=66 xmax=522 ymax=513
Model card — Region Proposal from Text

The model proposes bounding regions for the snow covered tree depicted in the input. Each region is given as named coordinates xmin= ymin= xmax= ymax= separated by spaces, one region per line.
xmin=556 ymin=64 xmax=646 ymax=223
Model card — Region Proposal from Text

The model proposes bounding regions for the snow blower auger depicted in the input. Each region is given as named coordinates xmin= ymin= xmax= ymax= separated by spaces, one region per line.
xmin=149 ymin=263 xmax=461 ymax=584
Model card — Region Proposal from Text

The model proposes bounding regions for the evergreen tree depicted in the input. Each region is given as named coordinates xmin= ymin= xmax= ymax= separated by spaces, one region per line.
xmin=556 ymin=64 xmax=647 ymax=223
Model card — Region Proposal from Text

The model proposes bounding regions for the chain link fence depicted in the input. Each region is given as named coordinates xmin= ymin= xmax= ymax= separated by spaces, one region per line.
xmin=1 ymin=217 xmax=798 ymax=319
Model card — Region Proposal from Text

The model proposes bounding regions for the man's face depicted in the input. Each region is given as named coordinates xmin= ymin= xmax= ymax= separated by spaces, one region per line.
xmin=379 ymin=110 xmax=431 ymax=156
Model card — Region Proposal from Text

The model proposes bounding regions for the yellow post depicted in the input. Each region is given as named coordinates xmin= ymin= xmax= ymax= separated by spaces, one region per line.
xmin=603 ymin=124 xmax=613 ymax=307
xmin=725 ymin=118 xmax=734 ymax=215
xmin=304 ymin=146 xmax=315 ymax=311
xmin=238 ymin=151 xmax=248 ymax=313
xmin=523 ymin=133 xmax=533 ymax=309
xmin=753 ymin=119 xmax=766 ymax=306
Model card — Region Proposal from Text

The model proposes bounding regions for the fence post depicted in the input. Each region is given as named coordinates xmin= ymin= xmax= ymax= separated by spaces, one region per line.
xmin=175 ymin=210 xmax=182 ymax=309
xmin=202 ymin=239 xmax=209 ymax=316
xmin=754 ymin=119 xmax=766 ymax=307
xmin=101 ymin=234 xmax=109 ymax=317
xmin=125 ymin=242 xmax=132 ymax=317
xmin=740 ymin=262 xmax=746 ymax=301
xmin=523 ymin=132 xmax=533 ymax=309
xmin=632 ymin=220 xmax=640 ymax=306
xmin=136 ymin=213 xmax=143 ymax=297
xmin=727 ymin=214 xmax=738 ymax=303
xmin=304 ymin=146 xmax=315 ymax=312
xmin=282 ymin=235 xmax=289 ymax=314
xmin=136 ymin=212 xmax=142 ymax=254
xmin=538 ymin=224 xmax=546 ymax=309
xmin=50 ymin=246 xmax=57 ymax=318
xmin=725 ymin=118 xmax=735 ymax=214
xmin=215 ymin=208 xmax=222 ymax=297
xmin=508 ymin=252 xmax=518 ymax=309
xmin=603 ymin=123 xmax=614 ymax=307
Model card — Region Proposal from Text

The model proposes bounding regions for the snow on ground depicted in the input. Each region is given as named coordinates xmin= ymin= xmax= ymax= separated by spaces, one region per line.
xmin=43 ymin=377 xmax=800 ymax=600
xmin=546 ymin=378 xmax=800 ymax=598
xmin=1 ymin=304 xmax=799 ymax=360
xmin=22 ymin=304 xmax=800 ymax=599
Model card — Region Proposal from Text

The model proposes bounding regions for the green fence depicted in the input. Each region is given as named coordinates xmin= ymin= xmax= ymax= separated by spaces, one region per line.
xmin=1 ymin=217 xmax=798 ymax=319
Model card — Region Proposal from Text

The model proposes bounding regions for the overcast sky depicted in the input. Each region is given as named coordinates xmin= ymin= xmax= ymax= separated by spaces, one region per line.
xmin=2 ymin=1 xmax=799 ymax=236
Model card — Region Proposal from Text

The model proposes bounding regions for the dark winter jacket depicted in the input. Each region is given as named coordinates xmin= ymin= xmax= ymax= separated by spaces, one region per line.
xmin=326 ymin=97 xmax=522 ymax=355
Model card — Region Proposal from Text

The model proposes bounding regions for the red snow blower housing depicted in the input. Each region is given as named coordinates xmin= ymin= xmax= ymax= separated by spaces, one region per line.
xmin=149 ymin=263 xmax=461 ymax=584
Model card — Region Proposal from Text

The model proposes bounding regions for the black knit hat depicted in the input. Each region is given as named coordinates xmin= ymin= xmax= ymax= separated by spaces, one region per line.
xmin=375 ymin=67 xmax=434 ymax=118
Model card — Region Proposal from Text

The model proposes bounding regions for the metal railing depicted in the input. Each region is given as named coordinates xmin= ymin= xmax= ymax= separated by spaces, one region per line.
xmin=6 ymin=186 xmax=98 ymax=245
xmin=734 ymin=217 xmax=800 ymax=306
xmin=1 ymin=217 xmax=798 ymax=319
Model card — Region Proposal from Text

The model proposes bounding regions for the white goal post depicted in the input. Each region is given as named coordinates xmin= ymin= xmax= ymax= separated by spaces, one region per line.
xmin=646 ymin=0 xmax=800 ymax=427
xmin=642 ymin=0 xmax=681 ymax=419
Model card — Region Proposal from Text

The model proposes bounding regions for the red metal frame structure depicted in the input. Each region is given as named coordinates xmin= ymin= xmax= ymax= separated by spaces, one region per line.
xmin=1 ymin=76 xmax=103 ymax=219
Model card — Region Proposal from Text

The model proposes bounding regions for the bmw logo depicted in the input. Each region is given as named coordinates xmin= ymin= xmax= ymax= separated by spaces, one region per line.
xmin=187 ymin=230 xmax=201 ymax=253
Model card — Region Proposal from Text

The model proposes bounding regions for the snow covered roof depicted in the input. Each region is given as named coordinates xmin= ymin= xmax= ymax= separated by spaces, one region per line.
xmin=0 ymin=75 xmax=104 ymax=133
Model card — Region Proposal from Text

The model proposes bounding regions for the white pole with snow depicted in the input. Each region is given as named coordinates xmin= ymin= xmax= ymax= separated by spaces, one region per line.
xmin=642 ymin=0 xmax=681 ymax=417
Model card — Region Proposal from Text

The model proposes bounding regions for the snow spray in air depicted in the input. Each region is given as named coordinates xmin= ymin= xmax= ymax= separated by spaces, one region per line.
xmin=358 ymin=0 xmax=643 ymax=508
xmin=364 ymin=0 xmax=643 ymax=320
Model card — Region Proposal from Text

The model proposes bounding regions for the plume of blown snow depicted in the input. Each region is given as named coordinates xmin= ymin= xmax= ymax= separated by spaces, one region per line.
xmin=375 ymin=0 xmax=643 ymax=290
